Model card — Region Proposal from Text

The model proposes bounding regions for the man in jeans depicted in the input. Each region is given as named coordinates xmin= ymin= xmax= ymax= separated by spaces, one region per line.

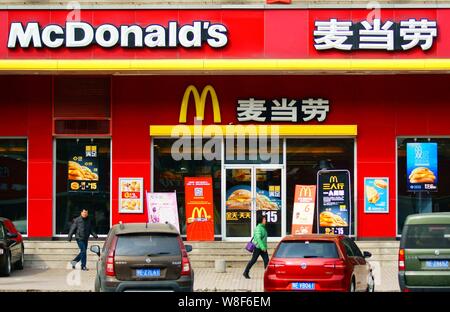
xmin=68 ymin=209 xmax=98 ymax=271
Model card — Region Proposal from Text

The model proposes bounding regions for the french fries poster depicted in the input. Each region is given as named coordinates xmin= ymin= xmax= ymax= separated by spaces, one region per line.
xmin=67 ymin=145 xmax=99 ymax=192
xmin=364 ymin=178 xmax=389 ymax=213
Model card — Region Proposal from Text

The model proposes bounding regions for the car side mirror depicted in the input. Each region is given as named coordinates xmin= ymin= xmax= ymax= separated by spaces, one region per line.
xmin=185 ymin=245 xmax=193 ymax=253
xmin=6 ymin=232 xmax=18 ymax=239
xmin=363 ymin=251 xmax=372 ymax=258
xmin=90 ymin=245 xmax=101 ymax=257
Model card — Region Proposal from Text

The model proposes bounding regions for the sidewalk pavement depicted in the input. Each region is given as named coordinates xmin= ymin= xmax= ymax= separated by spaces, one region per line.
xmin=0 ymin=262 xmax=400 ymax=292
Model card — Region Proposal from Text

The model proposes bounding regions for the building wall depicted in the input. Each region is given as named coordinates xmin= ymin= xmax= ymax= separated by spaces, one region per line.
xmin=1 ymin=74 xmax=448 ymax=239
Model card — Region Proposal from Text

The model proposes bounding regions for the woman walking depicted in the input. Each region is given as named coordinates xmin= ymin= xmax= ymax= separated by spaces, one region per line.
xmin=243 ymin=215 xmax=269 ymax=279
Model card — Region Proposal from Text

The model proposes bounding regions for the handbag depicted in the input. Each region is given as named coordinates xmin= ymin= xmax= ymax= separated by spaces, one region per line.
xmin=245 ymin=236 xmax=256 ymax=253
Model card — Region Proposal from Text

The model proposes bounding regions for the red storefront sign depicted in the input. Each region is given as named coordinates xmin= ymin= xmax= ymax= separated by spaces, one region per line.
xmin=184 ymin=177 xmax=214 ymax=241
xmin=1 ymin=9 xmax=450 ymax=59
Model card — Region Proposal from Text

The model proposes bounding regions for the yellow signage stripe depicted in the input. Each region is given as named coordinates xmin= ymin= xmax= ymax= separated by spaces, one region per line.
xmin=149 ymin=125 xmax=357 ymax=137
xmin=1 ymin=59 xmax=450 ymax=71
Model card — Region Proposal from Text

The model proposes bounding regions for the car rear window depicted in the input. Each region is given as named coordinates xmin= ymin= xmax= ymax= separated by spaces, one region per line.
xmin=274 ymin=241 xmax=339 ymax=258
xmin=115 ymin=234 xmax=181 ymax=257
xmin=403 ymin=224 xmax=450 ymax=249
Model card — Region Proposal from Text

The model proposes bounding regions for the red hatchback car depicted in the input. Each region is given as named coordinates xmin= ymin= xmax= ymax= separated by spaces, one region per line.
xmin=264 ymin=235 xmax=375 ymax=292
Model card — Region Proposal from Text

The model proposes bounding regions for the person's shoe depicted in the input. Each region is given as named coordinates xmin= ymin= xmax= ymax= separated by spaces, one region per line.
xmin=243 ymin=272 xmax=250 ymax=279
xmin=81 ymin=267 xmax=89 ymax=271
xmin=71 ymin=261 xmax=77 ymax=269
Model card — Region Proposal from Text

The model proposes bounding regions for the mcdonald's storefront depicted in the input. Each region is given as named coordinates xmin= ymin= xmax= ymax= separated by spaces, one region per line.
xmin=1 ymin=8 xmax=450 ymax=241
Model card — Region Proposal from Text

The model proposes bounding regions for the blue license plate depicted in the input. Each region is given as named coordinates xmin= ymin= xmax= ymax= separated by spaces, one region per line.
xmin=136 ymin=269 xmax=161 ymax=277
xmin=425 ymin=260 xmax=449 ymax=268
xmin=292 ymin=282 xmax=315 ymax=290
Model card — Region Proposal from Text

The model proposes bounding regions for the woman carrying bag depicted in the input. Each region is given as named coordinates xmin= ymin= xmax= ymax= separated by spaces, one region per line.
xmin=243 ymin=215 xmax=269 ymax=279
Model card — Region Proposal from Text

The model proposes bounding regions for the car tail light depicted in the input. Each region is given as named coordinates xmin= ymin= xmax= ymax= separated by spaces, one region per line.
xmin=178 ymin=238 xmax=191 ymax=276
xmin=398 ymin=249 xmax=405 ymax=271
xmin=402 ymin=287 xmax=411 ymax=292
xmin=324 ymin=259 xmax=346 ymax=270
xmin=267 ymin=260 xmax=285 ymax=272
xmin=106 ymin=236 xmax=118 ymax=277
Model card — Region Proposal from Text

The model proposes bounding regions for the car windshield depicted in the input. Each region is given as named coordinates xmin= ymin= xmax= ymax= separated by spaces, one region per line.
xmin=274 ymin=241 xmax=339 ymax=258
xmin=404 ymin=224 xmax=450 ymax=249
xmin=115 ymin=234 xmax=181 ymax=257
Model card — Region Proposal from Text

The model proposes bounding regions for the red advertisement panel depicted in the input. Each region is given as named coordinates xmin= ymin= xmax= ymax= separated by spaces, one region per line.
xmin=184 ymin=177 xmax=214 ymax=241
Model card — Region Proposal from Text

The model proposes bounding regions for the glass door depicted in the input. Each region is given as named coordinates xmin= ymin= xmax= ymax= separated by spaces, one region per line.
xmin=225 ymin=168 xmax=253 ymax=238
xmin=255 ymin=168 xmax=282 ymax=238
xmin=224 ymin=166 xmax=283 ymax=240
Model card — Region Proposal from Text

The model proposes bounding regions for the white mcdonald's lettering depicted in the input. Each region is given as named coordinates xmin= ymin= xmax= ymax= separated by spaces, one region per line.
xmin=179 ymin=85 xmax=221 ymax=123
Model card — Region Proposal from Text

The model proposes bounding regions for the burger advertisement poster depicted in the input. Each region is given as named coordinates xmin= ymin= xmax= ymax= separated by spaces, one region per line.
xmin=119 ymin=178 xmax=144 ymax=213
xmin=317 ymin=170 xmax=351 ymax=235
xmin=67 ymin=145 xmax=99 ymax=192
xmin=406 ymin=143 xmax=438 ymax=191
xmin=364 ymin=178 xmax=389 ymax=213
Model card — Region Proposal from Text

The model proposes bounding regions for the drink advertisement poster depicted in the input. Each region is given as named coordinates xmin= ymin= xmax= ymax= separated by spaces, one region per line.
xmin=406 ymin=143 xmax=438 ymax=192
xmin=67 ymin=145 xmax=99 ymax=192
xmin=364 ymin=178 xmax=389 ymax=213
xmin=185 ymin=177 xmax=214 ymax=241
xmin=119 ymin=178 xmax=144 ymax=213
xmin=317 ymin=170 xmax=351 ymax=235
xmin=292 ymin=185 xmax=316 ymax=235
xmin=146 ymin=192 xmax=180 ymax=233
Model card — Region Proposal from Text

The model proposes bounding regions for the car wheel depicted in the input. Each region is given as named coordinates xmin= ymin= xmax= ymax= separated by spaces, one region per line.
xmin=0 ymin=253 xmax=11 ymax=277
xmin=367 ymin=273 xmax=375 ymax=292
xmin=14 ymin=246 xmax=24 ymax=270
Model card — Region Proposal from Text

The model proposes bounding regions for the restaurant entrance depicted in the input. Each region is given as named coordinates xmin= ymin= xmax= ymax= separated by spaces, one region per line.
xmin=223 ymin=165 xmax=284 ymax=241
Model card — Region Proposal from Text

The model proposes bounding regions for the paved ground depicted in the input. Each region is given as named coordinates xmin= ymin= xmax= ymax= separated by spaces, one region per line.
xmin=0 ymin=262 xmax=400 ymax=292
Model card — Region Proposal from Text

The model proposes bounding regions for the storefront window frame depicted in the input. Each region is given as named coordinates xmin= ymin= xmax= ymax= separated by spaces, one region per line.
xmin=285 ymin=136 xmax=357 ymax=238
xmin=396 ymin=135 xmax=450 ymax=237
xmin=52 ymin=137 xmax=112 ymax=237
xmin=0 ymin=137 xmax=28 ymax=236
xmin=151 ymin=136 xmax=357 ymax=240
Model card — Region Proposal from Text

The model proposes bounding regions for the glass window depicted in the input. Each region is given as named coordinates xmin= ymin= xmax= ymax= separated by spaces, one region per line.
xmin=0 ymin=139 xmax=27 ymax=234
xmin=347 ymin=238 xmax=364 ymax=258
xmin=341 ymin=239 xmax=355 ymax=257
xmin=153 ymin=138 xmax=222 ymax=235
xmin=274 ymin=241 xmax=339 ymax=259
xmin=115 ymin=234 xmax=181 ymax=257
xmin=55 ymin=139 xmax=110 ymax=235
xmin=286 ymin=139 xmax=355 ymax=235
xmin=403 ymin=224 xmax=450 ymax=249
xmin=397 ymin=138 xmax=450 ymax=235
xmin=225 ymin=137 xmax=282 ymax=164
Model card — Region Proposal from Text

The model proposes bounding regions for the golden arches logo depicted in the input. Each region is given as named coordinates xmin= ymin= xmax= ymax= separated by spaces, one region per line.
xmin=329 ymin=176 xmax=339 ymax=183
xmin=187 ymin=207 xmax=210 ymax=224
xmin=179 ymin=85 xmax=221 ymax=123
xmin=298 ymin=187 xmax=313 ymax=198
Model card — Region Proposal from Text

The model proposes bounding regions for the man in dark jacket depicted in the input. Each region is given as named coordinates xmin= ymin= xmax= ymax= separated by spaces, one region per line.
xmin=68 ymin=209 xmax=98 ymax=271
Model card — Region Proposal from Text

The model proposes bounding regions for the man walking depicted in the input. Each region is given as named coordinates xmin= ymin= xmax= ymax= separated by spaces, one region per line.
xmin=68 ymin=209 xmax=98 ymax=271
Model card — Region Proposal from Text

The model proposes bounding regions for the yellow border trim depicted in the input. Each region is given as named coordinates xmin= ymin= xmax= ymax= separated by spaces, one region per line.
xmin=1 ymin=59 xmax=450 ymax=71
xmin=149 ymin=125 xmax=357 ymax=137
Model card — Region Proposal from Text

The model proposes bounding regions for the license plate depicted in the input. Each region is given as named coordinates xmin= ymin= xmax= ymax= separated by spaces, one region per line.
xmin=425 ymin=260 xmax=449 ymax=268
xmin=136 ymin=269 xmax=161 ymax=277
xmin=292 ymin=282 xmax=315 ymax=290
